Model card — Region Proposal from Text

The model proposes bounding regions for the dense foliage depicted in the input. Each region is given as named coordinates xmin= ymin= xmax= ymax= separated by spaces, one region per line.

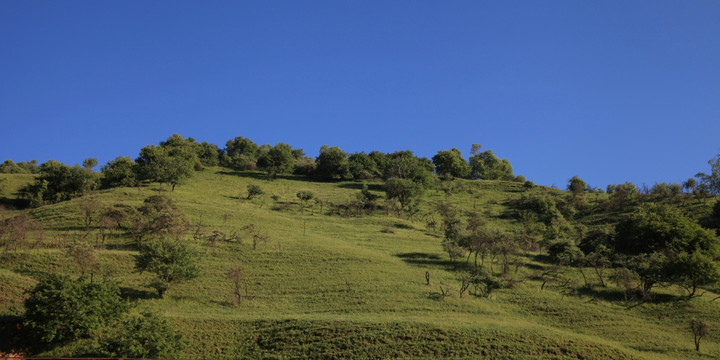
xmin=23 ymin=275 xmax=128 ymax=346
xmin=135 ymin=239 xmax=200 ymax=297
xmin=98 ymin=312 xmax=183 ymax=359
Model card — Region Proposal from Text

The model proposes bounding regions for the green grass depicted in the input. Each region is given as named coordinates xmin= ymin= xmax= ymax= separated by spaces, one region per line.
xmin=1 ymin=168 xmax=719 ymax=359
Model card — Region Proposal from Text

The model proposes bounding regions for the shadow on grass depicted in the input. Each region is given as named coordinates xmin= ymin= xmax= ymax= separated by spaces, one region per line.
xmin=217 ymin=170 xmax=317 ymax=183
xmin=0 ymin=197 xmax=29 ymax=210
xmin=120 ymin=287 xmax=157 ymax=301
xmin=335 ymin=183 xmax=384 ymax=192
xmin=396 ymin=252 xmax=475 ymax=273
xmin=530 ymin=253 xmax=553 ymax=264
xmin=575 ymin=284 xmax=681 ymax=305
xmin=102 ymin=243 xmax=138 ymax=251
xmin=0 ymin=314 xmax=28 ymax=354
xmin=54 ymin=226 xmax=89 ymax=232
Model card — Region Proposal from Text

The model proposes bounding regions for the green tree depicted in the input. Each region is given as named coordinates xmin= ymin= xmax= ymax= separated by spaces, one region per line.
xmin=683 ymin=177 xmax=698 ymax=193
xmin=20 ymin=160 xmax=97 ymax=205
xmin=23 ymin=275 xmax=128 ymax=346
xmin=128 ymin=195 xmax=188 ymax=243
xmin=223 ymin=136 xmax=260 ymax=170
xmin=0 ymin=159 xmax=23 ymax=173
xmin=82 ymin=158 xmax=98 ymax=171
xmin=567 ymin=176 xmax=587 ymax=197
xmin=383 ymin=151 xmax=434 ymax=187
xmin=296 ymin=190 xmax=315 ymax=212
xmin=469 ymin=149 xmax=514 ymax=180
xmin=615 ymin=204 xmax=720 ymax=294
xmin=384 ymin=177 xmax=424 ymax=213
xmin=432 ymin=148 xmax=471 ymax=179
xmin=696 ymin=151 xmax=720 ymax=195
xmin=98 ymin=312 xmax=183 ymax=359
xmin=615 ymin=204 xmax=718 ymax=256
xmin=607 ymin=182 xmax=638 ymax=208
xmin=134 ymin=239 xmax=200 ymax=298
xmin=101 ymin=156 xmax=137 ymax=188
xmin=246 ymin=184 xmax=265 ymax=200
xmin=690 ymin=319 xmax=710 ymax=352
xmin=315 ymin=145 xmax=350 ymax=180
xmin=348 ymin=152 xmax=380 ymax=180
xmin=195 ymin=141 xmax=220 ymax=167
xmin=670 ymin=251 xmax=720 ymax=297
xmin=256 ymin=143 xmax=294 ymax=178
xmin=135 ymin=135 xmax=197 ymax=191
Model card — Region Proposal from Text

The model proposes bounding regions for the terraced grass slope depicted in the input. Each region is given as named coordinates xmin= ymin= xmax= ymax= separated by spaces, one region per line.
xmin=1 ymin=169 xmax=720 ymax=359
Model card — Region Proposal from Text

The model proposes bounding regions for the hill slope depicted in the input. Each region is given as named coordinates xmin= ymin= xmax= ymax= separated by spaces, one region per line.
xmin=1 ymin=169 xmax=719 ymax=359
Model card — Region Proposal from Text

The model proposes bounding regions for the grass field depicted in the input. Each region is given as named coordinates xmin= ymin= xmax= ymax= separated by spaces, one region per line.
xmin=2 ymin=168 xmax=720 ymax=359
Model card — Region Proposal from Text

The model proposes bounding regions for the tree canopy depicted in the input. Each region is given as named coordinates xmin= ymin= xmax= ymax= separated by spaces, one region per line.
xmin=135 ymin=239 xmax=200 ymax=298
xmin=256 ymin=143 xmax=295 ymax=178
xmin=315 ymin=145 xmax=350 ymax=180
xmin=135 ymin=134 xmax=197 ymax=191
xmin=432 ymin=148 xmax=471 ymax=179
xmin=469 ymin=149 xmax=514 ymax=180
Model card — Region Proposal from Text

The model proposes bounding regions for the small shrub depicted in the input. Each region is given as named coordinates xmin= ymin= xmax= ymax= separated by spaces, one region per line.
xmin=246 ymin=184 xmax=264 ymax=200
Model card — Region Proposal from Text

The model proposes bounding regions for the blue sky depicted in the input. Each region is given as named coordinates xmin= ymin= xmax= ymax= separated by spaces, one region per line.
xmin=2 ymin=1 xmax=719 ymax=189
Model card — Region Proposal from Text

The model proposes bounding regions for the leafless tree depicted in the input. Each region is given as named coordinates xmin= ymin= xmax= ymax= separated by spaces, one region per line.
xmin=242 ymin=224 xmax=270 ymax=250
xmin=226 ymin=265 xmax=245 ymax=306
xmin=65 ymin=240 xmax=98 ymax=277
xmin=1 ymin=213 xmax=43 ymax=253
xmin=78 ymin=197 xmax=102 ymax=231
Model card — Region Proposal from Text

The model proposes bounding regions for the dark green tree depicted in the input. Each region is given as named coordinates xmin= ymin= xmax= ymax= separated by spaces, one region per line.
xmin=195 ymin=141 xmax=220 ymax=167
xmin=567 ymin=176 xmax=587 ymax=197
xmin=246 ymin=184 xmax=265 ymax=200
xmin=314 ymin=145 xmax=350 ymax=180
xmin=82 ymin=158 xmax=98 ymax=171
xmin=615 ymin=204 xmax=718 ymax=256
xmin=23 ymin=275 xmax=128 ymax=346
xmin=223 ymin=136 xmax=260 ymax=170
xmin=348 ymin=152 xmax=380 ymax=180
xmin=256 ymin=143 xmax=294 ymax=178
xmin=20 ymin=160 xmax=97 ymax=205
xmin=615 ymin=204 xmax=720 ymax=294
xmin=101 ymin=156 xmax=137 ymax=188
xmin=432 ymin=148 xmax=471 ymax=179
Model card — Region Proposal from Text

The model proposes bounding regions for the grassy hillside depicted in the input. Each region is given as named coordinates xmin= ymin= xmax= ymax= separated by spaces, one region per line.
xmin=2 ymin=168 xmax=720 ymax=359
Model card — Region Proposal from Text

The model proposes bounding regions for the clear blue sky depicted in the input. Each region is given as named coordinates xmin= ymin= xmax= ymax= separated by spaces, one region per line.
xmin=2 ymin=1 xmax=719 ymax=189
